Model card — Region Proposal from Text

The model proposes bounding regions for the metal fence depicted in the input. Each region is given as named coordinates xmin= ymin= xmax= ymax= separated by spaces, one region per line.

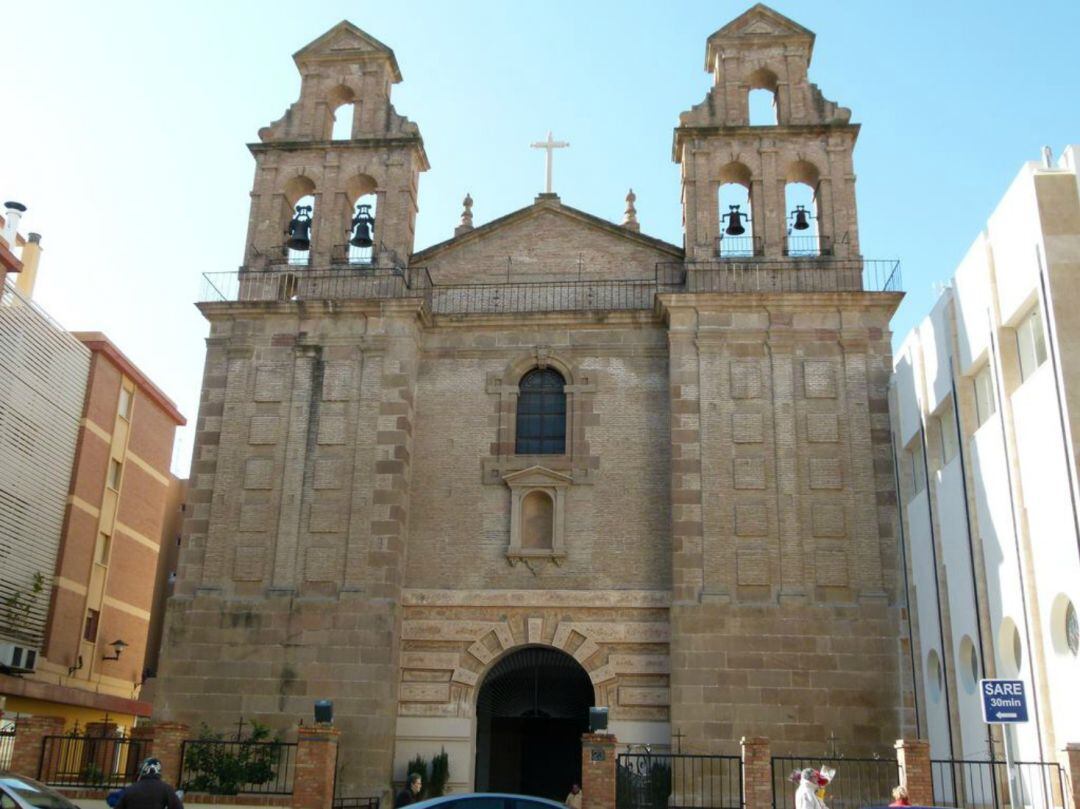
xmin=616 ymin=753 xmax=742 ymax=809
xmin=430 ymin=279 xmax=657 ymax=315
xmin=931 ymin=758 xmax=1068 ymax=809
xmin=178 ymin=739 xmax=297 ymax=795
xmin=0 ymin=725 xmax=14 ymax=769
xmin=332 ymin=798 xmax=380 ymax=809
xmin=39 ymin=734 xmax=149 ymax=788
xmin=658 ymin=259 xmax=901 ymax=295
xmin=771 ymin=756 xmax=898 ymax=809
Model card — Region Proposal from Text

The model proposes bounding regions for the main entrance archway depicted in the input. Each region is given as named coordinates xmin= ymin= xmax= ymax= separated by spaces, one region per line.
xmin=474 ymin=646 xmax=594 ymax=800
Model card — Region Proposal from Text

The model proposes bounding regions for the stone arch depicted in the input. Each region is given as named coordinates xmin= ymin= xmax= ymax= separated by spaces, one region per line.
xmin=472 ymin=644 xmax=597 ymax=797
xmin=783 ymin=159 xmax=825 ymax=255
xmin=747 ymin=66 xmax=779 ymax=92
xmin=716 ymin=162 xmax=756 ymax=256
xmin=340 ymin=173 xmax=380 ymax=263
xmin=326 ymin=85 xmax=357 ymax=140
xmin=747 ymin=67 xmax=779 ymax=126
xmin=504 ymin=349 xmax=578 ymax=389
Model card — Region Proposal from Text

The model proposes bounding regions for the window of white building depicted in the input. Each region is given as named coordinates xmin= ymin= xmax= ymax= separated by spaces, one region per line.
xmin=938 ymin=404 xmax=958 ymax=466
xmin=973 ymin=364 xmax=996 ymax=428
xmin=909 ymin=440 xmax=927 ymax=497
xmin=926 ymin=649 xmax=943 ymax=703
xmin=1016 ymin=304 xmax=1048 ymax=383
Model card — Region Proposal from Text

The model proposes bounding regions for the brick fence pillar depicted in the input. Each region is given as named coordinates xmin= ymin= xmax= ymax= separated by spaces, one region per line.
xmin=148 ymin=721 xmax=190 ymax=787
xmin=581 ymin=733 xmax=617 ymax=809
xmin=741 ymin=736 xmax=772 ymax=809
xmin=895 ymin=739 xmax=933 ymax=807
xmin=128 ymin=725 xmax=156 ymax=782
xmin=1065 ymin=743 xmax=1080 ymax=809
xmin=294 ymin=725 xmax=340 ymax=809
xmin=10 ymin=715 xmax=65 ymax=780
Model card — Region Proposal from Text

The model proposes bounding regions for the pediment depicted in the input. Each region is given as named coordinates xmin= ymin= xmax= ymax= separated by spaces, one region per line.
xmin=293 ymin=21 xmax=402 ymax=80
xmin=705 ymin=5 xmax=815 ymax=67
xmin=412 ymin=197 xmax=682 ymax=284
xmin=503 ymin=466 xmax=574 ymax=488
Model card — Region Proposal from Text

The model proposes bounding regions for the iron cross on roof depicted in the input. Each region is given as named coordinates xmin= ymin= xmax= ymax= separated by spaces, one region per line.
xmin=530 ymin=131 xmax=569 ymax=194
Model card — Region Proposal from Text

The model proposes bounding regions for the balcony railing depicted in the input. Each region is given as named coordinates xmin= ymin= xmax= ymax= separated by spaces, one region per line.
xmin=784 ymin=234 xmax=833 ymax=257
xmin=199 ymin=259 xmax=901 ymax=313
xmin=714 ymin=234 xmax=763 ymax=258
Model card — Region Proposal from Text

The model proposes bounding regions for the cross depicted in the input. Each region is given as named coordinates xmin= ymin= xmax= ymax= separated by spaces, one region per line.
xmin=530 ymin=131 xmax=569 ymax=194
xmin=234 ymin=716 xmax=247 ymax=741
xmin=672 ymin=728 xmax=685 ymax=754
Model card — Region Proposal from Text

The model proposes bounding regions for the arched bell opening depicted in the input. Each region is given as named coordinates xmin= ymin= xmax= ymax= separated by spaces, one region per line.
xmin=474 ymin=646 xmax=595 ymax=800
xmin=345 ymin=174 xmax=378 ymax=265
xmin=784 ymin=160 xmax=824 ymax=257
xmin=282 ymin=175 xmax=316 ymax=266
xmin=747 ymin=67 xmax=779 ymax=126
xmin=716 ymin=162 xmax=755 ymax=258
xmin=328 ymin=85 xmax=357 ymax=141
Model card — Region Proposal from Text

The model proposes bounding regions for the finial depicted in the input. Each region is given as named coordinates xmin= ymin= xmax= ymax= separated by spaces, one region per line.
xmin=622 ymin=188 xmax=640 ymax=232
xmin=455 ymin=192 xmax=474 ymax=236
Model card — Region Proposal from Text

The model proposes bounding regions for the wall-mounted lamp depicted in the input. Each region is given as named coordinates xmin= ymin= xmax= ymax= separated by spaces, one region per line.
xmin=67 ymin=655 xmax=84 ymax=676
xmin=102 ymin=639 xmax=128 ymax=661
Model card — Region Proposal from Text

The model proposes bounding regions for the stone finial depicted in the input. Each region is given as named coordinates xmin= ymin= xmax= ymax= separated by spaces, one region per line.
xmin=622 ymin=188 xmax=640 ymax=232
xmin=455 ymin=193 xmax=474 ymax=237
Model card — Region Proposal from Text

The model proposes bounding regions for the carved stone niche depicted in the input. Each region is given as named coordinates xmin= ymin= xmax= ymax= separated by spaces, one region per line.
xmin=503 ymin=466 xmax=572 ymax=567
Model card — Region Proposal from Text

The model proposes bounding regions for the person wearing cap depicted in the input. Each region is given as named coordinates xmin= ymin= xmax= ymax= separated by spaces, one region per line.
xmin=116 ymin=757 xmax=184 ymax=809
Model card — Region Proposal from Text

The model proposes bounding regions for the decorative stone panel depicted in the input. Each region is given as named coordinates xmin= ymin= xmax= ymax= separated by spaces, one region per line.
xmin=815 ymin=542 xmax=848 ymax=586
xmin=309 ymin=501 xmax=344 ymax=533
xmin=803 ymin=360 xmax=837 ymax=398
xmin=809 ymin=457 xmax=843 ymax=489
xmin=304 ymin=546 xmax=340 ymax=581
xmin=736 ymin=546 xmax=769 ymax=585
xmin=730 ymin=361 xmax=761 ymax=399
xmin=254 ymin=364 xmax=287 ymax=402
xmin=733 ymin=457 xmax=766 ymax=490
xmin=243 ymin=457 xmax=275 ymax=490
xmin=313 ymin=459 xmax=343 ymax=489
xmin=318 ymin=405 xmax=347 ymax=445
xmin=811 ymin=502 xmax=846 ymax=537
xmin=806 ymin=413 xmax=840 ymax=442
xmin=732 ymin=412 xmax=764 ymax=443
xmin=322 ymin=362 xmax=353 ymax=401
xmin=734 ymin=502 xmax=768 ymax=536
xmin=233 ymin=546 xmax=265 ymax=581
xmin=248 ymin=415 xmax=281 ymax=445
xmin=239 ymin=502 xmax=267 ymax=532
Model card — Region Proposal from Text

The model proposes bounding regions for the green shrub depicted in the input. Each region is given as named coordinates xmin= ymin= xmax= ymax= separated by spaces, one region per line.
xmin=429 ymin=749 xmax=449 ymax=798
xmin=180 ymin=721 xmax=283 ymax=795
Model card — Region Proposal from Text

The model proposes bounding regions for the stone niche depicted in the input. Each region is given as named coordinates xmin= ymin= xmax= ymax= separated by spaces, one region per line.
xmin=502 ymin=466 xmax=572 ymax=566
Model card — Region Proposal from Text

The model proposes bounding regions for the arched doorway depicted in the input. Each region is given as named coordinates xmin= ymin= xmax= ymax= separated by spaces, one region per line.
xmin=474 ymin=646 xmax=594 ymax=800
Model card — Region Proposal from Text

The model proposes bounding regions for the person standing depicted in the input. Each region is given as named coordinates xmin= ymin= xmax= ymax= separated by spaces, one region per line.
xmin=395 ymin=773 xmax=423 ymax=807
xmin=889 ymin=786 xmax=911 ymax=807
xmin=565 ymin=784 xmax=582 ymax=809
xmin=116 ymin=758 xmax=183 ymax=809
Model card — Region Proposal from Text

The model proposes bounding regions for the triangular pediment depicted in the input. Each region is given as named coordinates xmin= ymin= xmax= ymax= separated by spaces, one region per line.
xmin=705 ymin=4 xmax=815 ymax=66
xmin=293 ymin=21 xmax=402 ymax=81
xmin=411 ymin=196 xmax=682 ymax=284
xmin=503 ymin=466 xmax=574 ymax=487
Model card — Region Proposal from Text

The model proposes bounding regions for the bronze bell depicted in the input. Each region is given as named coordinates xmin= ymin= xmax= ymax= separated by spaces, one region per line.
xmin=350 ymin=203 xmax=375 ymax=248
xmin=286 ymin=205 xmax=313 ymax=251
xmin=790 ymin=205 xmax=812 ymax=231
xmin=722 ymin=204 xmax=748 ymax=236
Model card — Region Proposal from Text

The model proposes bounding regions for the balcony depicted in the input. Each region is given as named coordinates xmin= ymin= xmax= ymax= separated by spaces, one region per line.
xmin=714 ymin=234 xmax=763 ymax=258
xmin=199 ymin=258 xmax=901 ymax=315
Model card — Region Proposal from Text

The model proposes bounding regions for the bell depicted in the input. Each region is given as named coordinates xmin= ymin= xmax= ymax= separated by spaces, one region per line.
xmin=286 ymin=205 xmax=313 ymax=251
xmin=350 ymin=203 xmax=375 ymax=248
xmin=791 ymin=205 xmax=811 ymax=231
xmin=723 ymin=204 xmax=747 ymax=236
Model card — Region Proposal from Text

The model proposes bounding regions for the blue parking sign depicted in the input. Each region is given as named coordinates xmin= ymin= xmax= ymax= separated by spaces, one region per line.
xmin=980 ymin=679 xmax=1029 ymax=723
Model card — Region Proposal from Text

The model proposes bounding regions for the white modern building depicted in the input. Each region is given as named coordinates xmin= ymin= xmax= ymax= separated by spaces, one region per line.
xmin=892 ymin=146 xmax=1080 ymax=797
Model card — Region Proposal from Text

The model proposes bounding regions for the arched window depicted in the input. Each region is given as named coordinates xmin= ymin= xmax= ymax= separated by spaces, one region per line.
xmin=747 ymin=68 xmax=779 ymax=126
xmin=516 ymin=368 xmax=566 ymax=455
xmin=345 ymin=174 xmax=378 ymax=265
xmin=331 ymin=104 xmax=356 ymax=140
xmin=717 ymin=162 xmax=754 ymax=257
xmin=784 ymin=160 xmax=823 ymax=257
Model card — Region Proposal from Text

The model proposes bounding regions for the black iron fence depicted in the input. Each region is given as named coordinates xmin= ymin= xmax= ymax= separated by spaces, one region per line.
xmin=178 ymin=739 xmax=297 ymax=795
xmin=715 ymin=235 xmax=763 ymax=258
xmin=332 ymin=798 xmax=380 ymax=809
xmin=430 ymin=279 xmax=657 ymax=315
xmin=39 ymin=734 xmax=148 ymax=788
xmin=931 ymin=758 xmax=1067 ymax=809
xmin=770 ymin=756 xmax=898 ymax=809
xmin=784 ymin=234 xmax=833 ymax=257
xmin=616 ymin=753 xmax=742 ymax=809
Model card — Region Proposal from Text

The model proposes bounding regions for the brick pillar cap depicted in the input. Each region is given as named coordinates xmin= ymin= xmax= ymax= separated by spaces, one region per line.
xmin=150 ymin=721 xmax=191 ymax=731
xmin=895 ymin=739 xmax=930 ymax=749
xmin=582 ymin=733 xmax=617 ymax=744
xmin=1065 ymin=742 xmax=1080 ymax=752
xmin=298 ymin=725 xmax=341 ymax=740
xmin=741 ymin=737 xmax=770 ymax=745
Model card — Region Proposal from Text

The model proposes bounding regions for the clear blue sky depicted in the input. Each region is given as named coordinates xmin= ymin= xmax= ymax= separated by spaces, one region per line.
xmin=5 ymin=1 xmax=1079 ymax=475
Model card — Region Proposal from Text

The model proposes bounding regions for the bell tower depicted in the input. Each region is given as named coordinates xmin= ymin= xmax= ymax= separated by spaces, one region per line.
xmin=675 ymin=3 xmax=860 ymax=261
xmin=243 ymin=21 xmax=428 ymax=269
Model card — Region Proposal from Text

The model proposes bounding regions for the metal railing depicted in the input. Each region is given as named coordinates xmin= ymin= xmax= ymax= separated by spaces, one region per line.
xmin=616 ymin=753 xmax=742 ymax=809
xmin=0 ymin=725 xmax=14 ymax=770
xmin=658 ymin=259 xmax=901 ymax=294
xmin=332 ymin=798 xmax=380 ymax=809
xmin=38 ymin=734 xmax=149 ymax=788
xmin=771 ymin=756 xmax=898 ymax=809
xmin=715 ymin=234 xmax=763 ymax=258
xmin=931 ymin=758 xmax=1067 ymax=809
xmin=178 ymin=739 xmax=297 ymax=795
xmin=199 ymin=258 xmax=901 ymax=311
xmin=784 ymin=234 xmax=833 ymax=257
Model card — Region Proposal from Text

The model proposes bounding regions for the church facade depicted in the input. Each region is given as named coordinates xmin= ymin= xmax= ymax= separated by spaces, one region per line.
xmin=155 ymin=5 xmax=910 ymax=797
